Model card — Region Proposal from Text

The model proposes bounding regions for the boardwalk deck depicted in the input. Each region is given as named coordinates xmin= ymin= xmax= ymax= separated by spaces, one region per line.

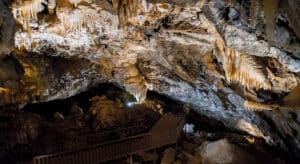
xmin=32 ymin=114 xmax=186 ymax=164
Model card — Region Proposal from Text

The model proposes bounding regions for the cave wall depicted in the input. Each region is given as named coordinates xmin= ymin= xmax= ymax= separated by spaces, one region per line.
xmin=0 ymin=0 xmax=15 ymax=56
xmin=1 ymin=0 xmax=300 ymax=158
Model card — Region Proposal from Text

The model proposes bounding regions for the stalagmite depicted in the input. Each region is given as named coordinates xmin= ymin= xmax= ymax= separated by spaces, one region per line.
xmin=5 ymin=1 xmax=300 ymax=161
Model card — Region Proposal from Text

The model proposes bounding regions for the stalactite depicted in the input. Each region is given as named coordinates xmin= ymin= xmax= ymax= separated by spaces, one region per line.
xmin=224 ymin=48 xmax=271 ymax=90
xmin=68 ymin=0 xmax=81 ymax=7
xmin=141 ymin=0 xmax=149 ymax=12
xmin=266 ymin=67 xmax=298 ymax=92
xmin=111 ymin=0 xmax=140 ymax=26
xmin=263 ymin=0 xmax=279 ymax=41
xmin=57 ymin=6 xmax=99 ymax=33
xmin=244 ymin=85 xmax=300 ymax=111
xmin=48 ymin=0 xmax=56 ymax=14
xmin=124 ymin=66 xmax=147 ymax=103
xmin=12 ymin=0 xmax=47 ymax=31
xmin=244 ymin=101 xmax=277 ymax=111
xmin=244 ymin=100 xmax=295 ymax=111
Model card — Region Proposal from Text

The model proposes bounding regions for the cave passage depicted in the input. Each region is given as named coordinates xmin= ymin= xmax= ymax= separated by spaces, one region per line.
xmin=0 ymin=84 xmax=294 ymax=163
xmin=1 ymin=0 xmax=300 ymax=163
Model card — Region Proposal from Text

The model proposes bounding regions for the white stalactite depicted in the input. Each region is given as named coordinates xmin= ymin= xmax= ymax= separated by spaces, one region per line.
xmin=12 ymin=0 xmax=47 ymax=31
xmin=57 ymin=6 xmax=100 ymax=33
xmin=69 ymin=0 xmax=81 ymax=7
xmin=48 ymin=0 xmax=56 ymax=14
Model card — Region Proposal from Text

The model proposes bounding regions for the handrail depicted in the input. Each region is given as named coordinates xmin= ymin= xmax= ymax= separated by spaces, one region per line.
xmin=41 ymin=122 xmax=151 ymax=154
xmin=32 ymin=114 xmax=186 ymax=164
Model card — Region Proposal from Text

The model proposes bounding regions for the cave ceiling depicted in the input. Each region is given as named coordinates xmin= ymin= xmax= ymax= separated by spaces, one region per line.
xmin=1 ymin=0 xmax=300 ymax=158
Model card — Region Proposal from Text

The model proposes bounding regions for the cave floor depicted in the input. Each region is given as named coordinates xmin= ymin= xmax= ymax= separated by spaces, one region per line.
xmin=0 ymin=84 xmax=295 ymax=164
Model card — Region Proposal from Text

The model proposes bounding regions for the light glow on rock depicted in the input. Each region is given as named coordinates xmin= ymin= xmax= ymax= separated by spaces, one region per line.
xmin=12 ymin=0 xmax=47 ymax=31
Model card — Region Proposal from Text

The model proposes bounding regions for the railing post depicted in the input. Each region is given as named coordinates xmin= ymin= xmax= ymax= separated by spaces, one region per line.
xmin=129 ymin=155 xmax=133 ymax=164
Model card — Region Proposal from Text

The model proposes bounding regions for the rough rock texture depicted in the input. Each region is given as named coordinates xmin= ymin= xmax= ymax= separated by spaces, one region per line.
xmin=199 ymin=139 xmax=255 ymax=164
xmin=0 ymin=53 xmax=107 ymax=105
xmin=1 ymin=0 xmax=300 ymax=159
xmin=281 ymin=0 xmax=300 ymax=39
xmin=0 ymin=0 xmax=15 ymax=56
xmin=161 ymin=147 xmax=176 ymax=164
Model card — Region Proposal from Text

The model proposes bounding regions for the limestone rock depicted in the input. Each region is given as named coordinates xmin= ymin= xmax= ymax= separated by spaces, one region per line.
xmin=182 ymin=151 xmax=202 ymax=164
xmin=0 ymin=1 xmax=15 ymax=56
xmin=281 ymin=0 xmax=300 ymax=39
xmin=0 ymin=55 xmax=24 ymax=89
xmin=200 ymin=139 xmax=234 ymax=164
xmin=198 ymin=139 xmax=256 ymax=164
xmin=0 ymin=53 xmax=107 ymax=105
xmin=89 ymin=96 xmax=126 ymax=129
xmin=228 ymin=7 xmax=239 ymax=21
xmin=0 ymin=0 xmax=300 ymax=160
xmin=161 ymin=147 xmax=176 ymax=164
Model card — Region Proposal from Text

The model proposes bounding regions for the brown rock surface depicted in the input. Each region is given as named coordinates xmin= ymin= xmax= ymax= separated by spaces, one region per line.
xmin=0 ymin=0 xmax=300 ymax=160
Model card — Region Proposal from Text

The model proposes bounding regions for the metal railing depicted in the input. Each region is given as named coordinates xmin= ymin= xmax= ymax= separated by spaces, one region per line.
xmin=32 ymin=114 xmax=186 ymax=164
xmin=40 ymin=117 xmax=155 ymax=154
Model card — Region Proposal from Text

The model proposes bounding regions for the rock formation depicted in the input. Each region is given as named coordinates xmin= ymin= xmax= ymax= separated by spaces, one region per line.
xmin=0 ymin=0 xmax=300 ymax=159
xmin=0 ymin=0 xmax=15 ymax=56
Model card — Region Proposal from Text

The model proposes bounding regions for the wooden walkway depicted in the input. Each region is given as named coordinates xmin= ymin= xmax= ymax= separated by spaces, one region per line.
xmin=32 ymin=113 xmax=186 ymax=164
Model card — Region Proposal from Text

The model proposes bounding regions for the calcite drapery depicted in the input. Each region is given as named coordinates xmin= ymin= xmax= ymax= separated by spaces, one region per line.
xmin=48 ymin=0 xmax=56 ymax=14
xmin=12 ymin=0 xmax=47 ymax=31
xmin=1 ymin=0 xmax=300 ymax=159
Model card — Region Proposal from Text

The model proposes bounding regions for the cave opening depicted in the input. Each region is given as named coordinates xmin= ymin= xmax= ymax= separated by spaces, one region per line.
xmin=0 ymin=83 xmax=294 ymax=163
xmin=1 ymin=0 xmax=300 ymax=163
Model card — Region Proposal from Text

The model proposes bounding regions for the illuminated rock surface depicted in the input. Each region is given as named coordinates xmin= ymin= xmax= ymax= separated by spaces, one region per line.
xmin=0 ymin=0 xmax=300 ymax=161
